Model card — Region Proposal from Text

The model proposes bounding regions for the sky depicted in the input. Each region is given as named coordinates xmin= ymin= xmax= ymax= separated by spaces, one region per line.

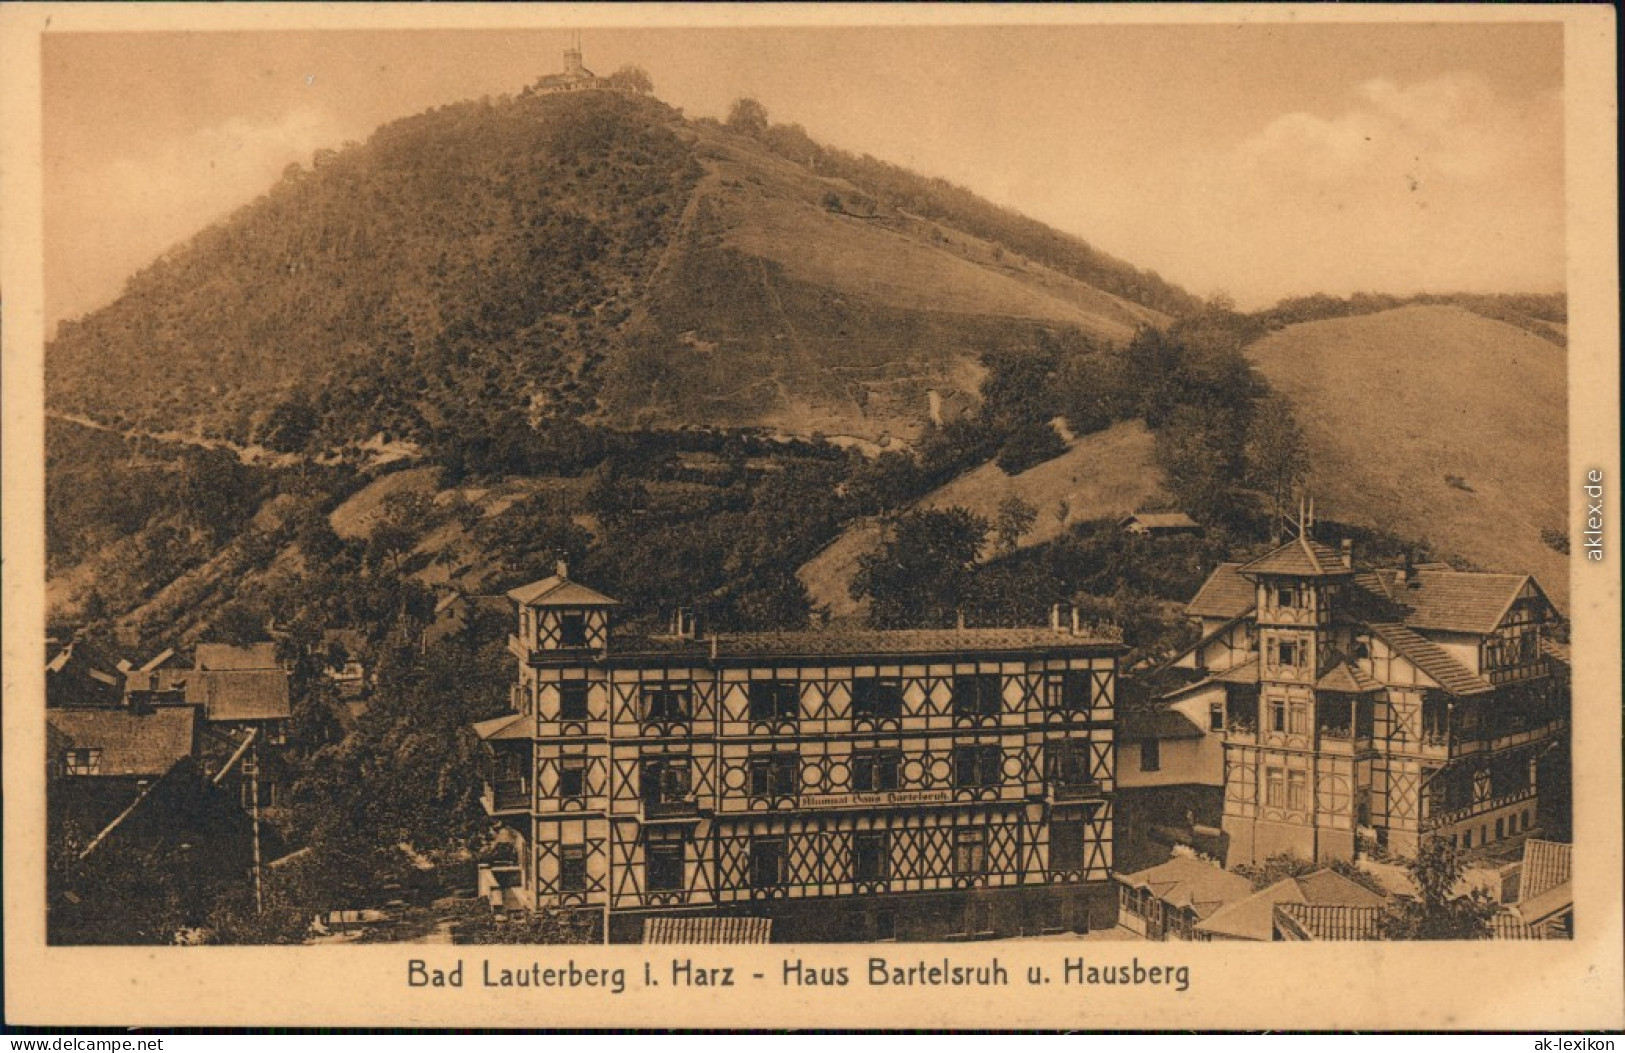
xmin=42 ymin=21 xmax=1566 ymax=327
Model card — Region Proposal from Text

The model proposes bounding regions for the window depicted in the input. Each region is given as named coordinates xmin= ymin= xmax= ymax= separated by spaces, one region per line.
xmin=748 ymin=753 xmax=800 ymax=798
xmin=1277 ymin=586 xmax=1298 ymax=608
xmin=1045 ymin=671 xmax=1090 ymax=713
xmin=559 ymin=845 xmax=587 ymax=892
xmin=748 ymin=679 xmax=800 ymax=723
xmin=558 ymin=756 xmax=587 ymax=800
xmin=851 ymin=677 xmax=904 ymax=720
xmin=953 ymin=829 xmax=988 ymax=877
xmin=1209 ymin=702 xmax=1225 ymax=732
xmin=1495 ymin=817 xmax=1505 ymax=840
xmin=1140 ymin=739 xmax=1161 ymax=772
xmin=639 ymin=757 xmax=691 ymax=804
xmin=853 ymin=831 xmax=890 ymax=882
xmin=850 ymin=749 xmax=901 ymax=792
xmin=1050 ymin=819 xmax=1086 ymax=872
xmin=1265 ymin=767 xmax=1285 ymax=808
xmin=1270 ymin=698 xmax=1287 ymax=733
xmin=559 ymin=682 xmax=590 ymax=721
xmin=749 ymin=837 xmax=786 ymax=889
xmin=559 ymin=613 xmax=589 ymax=647
xmin=63 ymin=748 xmax=101 ymax=776
xmin=646 ymin=842 xmax=685 ymax=892
xmin=1286 ymin=769 xmax=1308 ymax=811
xmin=641 ymin=682 xmax=692 ymax=722
xmin=1288 ymin=702 xmax=1310 ymax=735
xmin=1045 ymin=741 xmax=1091 ymax=785
xmin=1275 ymin=640 xmax=1299 ymax=667
xmin=1461 ymin=829 xmax=1471 ymax=849
xmin=953 ymin=744 xmax=1003 ymax=789
xmin=952 ymin=673 xmax=1003 ymax=718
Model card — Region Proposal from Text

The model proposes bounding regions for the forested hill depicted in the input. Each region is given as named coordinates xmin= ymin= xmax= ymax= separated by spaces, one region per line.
xmin=46 ymin=86 xmax=1199 ymax=452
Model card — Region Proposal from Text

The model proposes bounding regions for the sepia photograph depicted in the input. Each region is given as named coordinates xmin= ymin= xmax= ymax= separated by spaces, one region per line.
xmin=3 ymin=2 xmax=1620 ymax=1032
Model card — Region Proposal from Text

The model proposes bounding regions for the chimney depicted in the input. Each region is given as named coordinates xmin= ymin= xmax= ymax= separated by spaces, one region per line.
xmin=1071 ymin=608 xmax=1082 ymax=636
xmin=1340 ymin=538 xmax=1354 ymax=569
xmin=1402 ymin=551 xmax=1416 ymax=587
xmin=1049 ymin=602 xmax=1073 ymax=632
xmin=555 ymin=559 xmax=569 ymax=580
xmin=955 ymin=610 xmax=966 ymax=631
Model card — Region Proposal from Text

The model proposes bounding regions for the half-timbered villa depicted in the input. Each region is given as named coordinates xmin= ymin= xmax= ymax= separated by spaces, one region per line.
xmin=1164 ymin=529 xmax=1569 ymax=868
xmin=475 ymin=564 xmax=1124 ymax=943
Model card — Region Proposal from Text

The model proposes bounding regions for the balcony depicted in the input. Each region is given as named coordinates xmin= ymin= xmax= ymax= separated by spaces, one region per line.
xmin=481 ymin=779 xmax=530 ymax=816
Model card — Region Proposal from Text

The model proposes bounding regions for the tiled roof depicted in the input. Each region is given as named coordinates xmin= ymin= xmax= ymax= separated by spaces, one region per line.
xmin=1489 ymin=912 xmax=1549 ymax=940
xmin=1214 ymin=658 xmax=1260 ymax=685
xmin=1117 ymin=856 xmax=1254 ymax=919
xmin=507 ymin=575 xmax=620 ymax=608
xmin=1315 ymin=660 xmax=1380 ymax=694
xmin=1367 ymin=623 xmax=1494 ymax=696
xmin=1386 ymin=571 xmax=1537 ymax=634
xmin=1540 ymin=638 xmax=1571 ymax=669
xmin=1197 ymin=870 xmax=1385 ymax=941
xmin=642 ymin=916 xmax=773 ymax=944
xmin=1118 ymin=707 xmax=1207 ymax=742
xmin=473 ymin=714 xmax=530 ymax=741
xmin=1185 ymin=564 xmax=1256 ymax=620
xmin=188 ymin=670 xmax=291 ymax=721
xmin=1238 ymin=537 xmax=1354 ymax=578
xmin=48 ymin=707 xmax=196 ymax=777
xmin=1274 ymin=903 xmax=1385 ymax=941
xmin=194 ymin=642 xmax=280 ymax=671
xmin=605 ymin=627 xmax=1123 ymax=661
xmin=1519 ymin=840 xmax=1572 ymax=902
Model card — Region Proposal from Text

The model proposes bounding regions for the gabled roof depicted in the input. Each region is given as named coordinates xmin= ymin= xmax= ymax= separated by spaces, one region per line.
xmin=1367 ymin=622 xmax=1494 ymax=696
xmin=1239 ymin=536 xmax=1354 ymax=578
xmin=1386 ymin=571 xmax=1545 ymax=634
xmin=1214 ymin=658 xmax=1260 ymax=685
xmin=506 ymin=575 xmax=620 ymax=608
xmin=1315 ymin=659 xmax=1380 ymax=694
xmin=1185 ymin=564 xmax=1256 ymax=620
xmin=1489 ymin=912 xmax=1550 ymax=940
xmin=47 ymin=707 xmax=197 ymax=777
xmin=1118 ymin=707 xmax=1207 ymax=742
xmin=1196 ymin=870 xmax=1384 ymax=941
xmin=1163 ymin=612 xmax=1253 ymax=672
xmin=1274 ymin=902 xmax=1385 ymax=940
xmin=189 ymin=669 xmax=292 ymax=722
xmin=1115 ymin=855 xmax=1254 ymax=919
xmin=194 ymin=642 xmax=280 ymax=671
xmin=643 ymin=916 xmax=772 ymax=944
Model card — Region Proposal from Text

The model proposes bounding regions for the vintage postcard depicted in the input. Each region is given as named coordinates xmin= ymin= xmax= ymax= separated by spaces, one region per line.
xmin=3 ymin=2 xmax=1620 ymax=1031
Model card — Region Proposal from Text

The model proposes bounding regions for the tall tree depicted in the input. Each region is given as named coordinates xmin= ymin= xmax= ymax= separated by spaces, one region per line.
xmin=1378 ymin=837 xmax=1502 ymax=940
xmin=851 ymin=507 xmax=989 ymax=628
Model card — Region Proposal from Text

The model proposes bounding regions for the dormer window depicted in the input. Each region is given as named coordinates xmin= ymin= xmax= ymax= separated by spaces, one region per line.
xmin=559 ymin=613 xmax=588 ymax=648
xmin=63 ymin=748 xmax=101 ymax=776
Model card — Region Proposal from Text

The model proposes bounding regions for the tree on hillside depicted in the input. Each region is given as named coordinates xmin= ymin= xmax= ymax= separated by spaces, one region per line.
xmin=996 ymin=421 xmax=1068 ymax=476
xmin=1378 ymin=837 xmax=1502 ymax=940
xmin=605 ymin=65 xmax=655 ymax=95
xmin=727 ymin=97 xmax=770 ymax=137
xmin=994 ymin=496 xmax=1038 ymax=553
xmin=851 ymin=507 xmax=989 ymax=629
xmin=1244 ymin=395 xmax=1309 ymax=540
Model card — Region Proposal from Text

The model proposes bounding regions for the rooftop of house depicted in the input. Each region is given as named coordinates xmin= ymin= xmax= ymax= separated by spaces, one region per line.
xmin=1120 ymin=512 xmax=1201 ymax=532
xmin=507 ymin=564 xmax=620 ymax=608
xmin=1273 ymin=902 xmax=1385 ymax=941
xmin=1184 ymin=563 xmax=1256 ymax=621
xmin=194 ymin=642 xmax=280 ymax=671
xmin=1117 ymin=707 xmax=1207 ymax=743
xmin=1514 ymin=839 xmax=1573 ymax=925
xmin=188 ymin=669 xmax=292 ymax=722
xmin=47 ymin=707 xmax=197 ymax=777
xmin=1239 ymin=536 xmax=1355 ymax=579
xmin=1195 ymin=869 xmax=1385 ymax=942
xmin=557 ymin=625 xmax=1125 ymax=663
xmin=1115 ymin=855 xmax=1255 ymax=919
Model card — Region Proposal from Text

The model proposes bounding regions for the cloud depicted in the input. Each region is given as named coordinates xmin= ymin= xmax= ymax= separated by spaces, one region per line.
xmin=1148 ymin=73 xmax=1565 ymax=306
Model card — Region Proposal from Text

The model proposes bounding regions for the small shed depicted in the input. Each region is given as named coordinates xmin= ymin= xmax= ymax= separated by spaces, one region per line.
xmin=1119 ymin=512 xmax=1203 ymax=537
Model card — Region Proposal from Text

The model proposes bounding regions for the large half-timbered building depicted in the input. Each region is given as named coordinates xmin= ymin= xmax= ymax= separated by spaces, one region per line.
xmin=1164 ymin=533 xmax=1569 ymax=867
xmin=474 ymin=565 xmax=1124 ymax=942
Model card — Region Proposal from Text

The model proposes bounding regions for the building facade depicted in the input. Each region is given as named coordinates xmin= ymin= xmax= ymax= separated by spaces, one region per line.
xmin=1166 ymin=534 xmax=1568 ymax=866
xmin=475 ymin=566 xmax=1124 ymax=942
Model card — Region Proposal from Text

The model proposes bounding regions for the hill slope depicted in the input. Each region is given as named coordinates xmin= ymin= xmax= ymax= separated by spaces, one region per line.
xmin=799 ymin=419 xmax=1166 ymax=617
xmin=1245 ymin=305 xmax=1568 ymax=608
xmin=46 ymin=89 xmax=1192 ymax=449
